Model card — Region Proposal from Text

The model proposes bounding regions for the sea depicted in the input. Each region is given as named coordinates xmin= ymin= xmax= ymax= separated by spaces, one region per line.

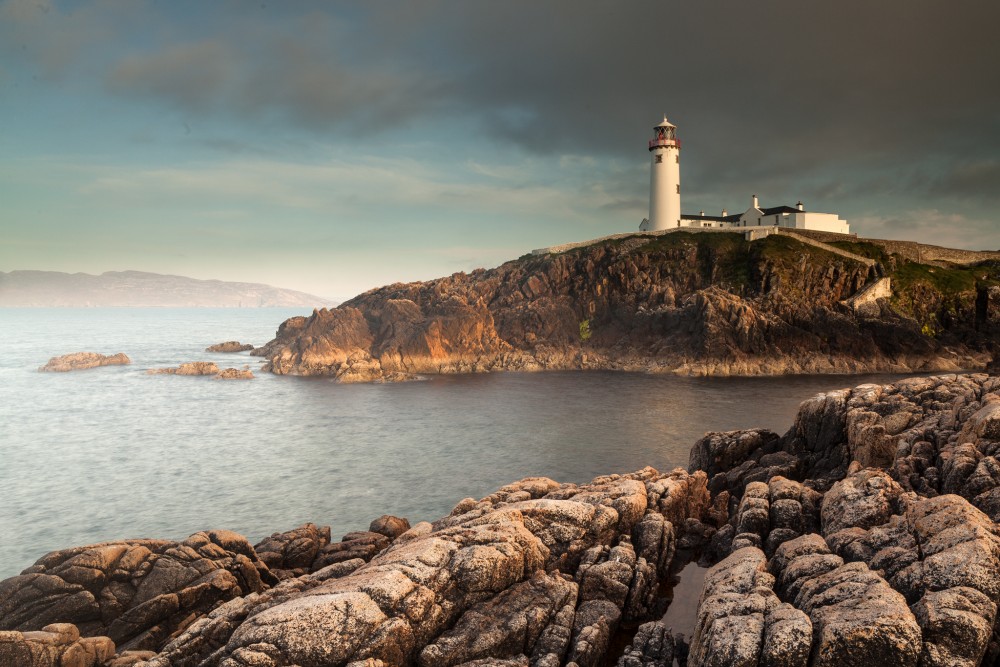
xmin=0 ymin=307 xmax=916 ymax=580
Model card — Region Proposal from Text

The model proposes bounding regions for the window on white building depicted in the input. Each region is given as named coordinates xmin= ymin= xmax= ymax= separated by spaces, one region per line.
xmin=655 ymin=155 xmax=663 ymax=164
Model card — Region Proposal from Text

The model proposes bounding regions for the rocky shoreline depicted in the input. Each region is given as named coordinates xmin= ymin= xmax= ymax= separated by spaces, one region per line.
xmin=5 ymin=373 xmax=1000 ymax=666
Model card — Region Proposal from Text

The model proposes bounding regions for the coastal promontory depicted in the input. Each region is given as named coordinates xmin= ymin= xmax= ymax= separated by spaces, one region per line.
xmin=255 ymin=230 xmax=1000 ymax=381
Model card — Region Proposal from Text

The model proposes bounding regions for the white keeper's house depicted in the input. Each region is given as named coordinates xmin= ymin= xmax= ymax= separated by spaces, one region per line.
xmin=639 ymin=116 xmax=850 ymax=235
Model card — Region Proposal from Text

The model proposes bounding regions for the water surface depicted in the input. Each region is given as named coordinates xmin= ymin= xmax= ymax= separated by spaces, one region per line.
xmin=0 ymin=308 xmax=914 ymax=578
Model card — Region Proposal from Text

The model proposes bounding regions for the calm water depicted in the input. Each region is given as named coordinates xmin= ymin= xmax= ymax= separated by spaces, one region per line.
xmin=0 ymin=308 xmax=911 ymax=579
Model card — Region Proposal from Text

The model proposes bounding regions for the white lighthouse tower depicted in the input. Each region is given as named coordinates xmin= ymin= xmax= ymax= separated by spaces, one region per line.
xmin=646 ymin=116 xmax=681 ymax=230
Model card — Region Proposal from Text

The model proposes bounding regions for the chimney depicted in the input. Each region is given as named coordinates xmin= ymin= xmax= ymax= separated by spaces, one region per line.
xmin=797 ymin=201 xmax=804 ymax=211
xmin=699 ymin=210 xmax=705 ymax=216
xmin=721 ymin=209 xmax=728 ymax=217
xmin=752 ymin=194 xmax=759 ymax=209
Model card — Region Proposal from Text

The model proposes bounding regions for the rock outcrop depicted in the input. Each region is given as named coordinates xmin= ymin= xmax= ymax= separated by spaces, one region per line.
xmin=0 ymin=531 xmax=275 ymax=653
xmin=38 ymin=352 xmax=131 ymax=373
xmin=680 ymin=373 xmax=1000 ymax=667
xmin=254 ymin=232 xmax=998 ymax=380
xmin=0 ymin=467 xmax=713 ymax=667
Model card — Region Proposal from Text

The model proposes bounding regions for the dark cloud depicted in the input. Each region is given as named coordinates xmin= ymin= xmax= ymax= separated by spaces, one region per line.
xmin=7 ymin=0 xmax=1000 ymax=225
xmin=926 ymin=160 xmax=1000 ymax=201
xmin=88 ymin=1 xmax=1000 ymax=171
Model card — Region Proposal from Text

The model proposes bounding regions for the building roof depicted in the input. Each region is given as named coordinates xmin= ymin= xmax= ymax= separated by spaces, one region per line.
xmin=655 ymin=115 xmax=675 ymax=128
xmin=760 ymin=205 xmax=801 ymax=215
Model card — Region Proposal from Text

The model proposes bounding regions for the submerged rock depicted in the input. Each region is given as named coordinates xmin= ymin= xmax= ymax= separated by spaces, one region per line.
xmin=215 ymin=368 xmax=254 ymax=379
xmin=147 ymin=362 xmax=254 ymax=379
xmin=38 ymin=352 xmax=130 ymax=372
xmin=206 ymin=341 xmax=254 ymax=353
xmin=146 ymin=361 xmax=219 ymax=376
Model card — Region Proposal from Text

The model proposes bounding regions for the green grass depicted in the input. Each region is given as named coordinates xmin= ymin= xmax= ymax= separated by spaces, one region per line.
xmin=891 ymin=262 xmax=979 ymax=295
xmin=827 ymin=240 xmax=892 ymax=263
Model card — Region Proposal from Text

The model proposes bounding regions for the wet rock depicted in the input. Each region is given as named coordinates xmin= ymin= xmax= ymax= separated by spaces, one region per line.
xmin=38 ymin=352 xmax=130 ymax=372
xmin=147 ymin=361 xmax=220 ymax=376
xmin=206 ymin=341 xmax=254 ymax=353
xmin=215 ymin=368 xmax=255 ymax=379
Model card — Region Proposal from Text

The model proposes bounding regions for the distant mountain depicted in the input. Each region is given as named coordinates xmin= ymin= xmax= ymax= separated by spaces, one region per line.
xmin=0 ymin=270 xmax=334 ymax=307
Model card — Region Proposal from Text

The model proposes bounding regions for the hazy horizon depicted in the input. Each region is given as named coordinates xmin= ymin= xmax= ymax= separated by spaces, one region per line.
xmin=3 ymin=0 xmax=999 ymax=298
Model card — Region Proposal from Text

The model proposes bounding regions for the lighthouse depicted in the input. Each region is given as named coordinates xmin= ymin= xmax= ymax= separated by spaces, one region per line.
xmin=647 ymin=116 xmax=681 ymax=230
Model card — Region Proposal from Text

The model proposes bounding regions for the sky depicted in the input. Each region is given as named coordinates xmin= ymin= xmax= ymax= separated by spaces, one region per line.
xmin=2 ymin=1 xmax=999 ymax=300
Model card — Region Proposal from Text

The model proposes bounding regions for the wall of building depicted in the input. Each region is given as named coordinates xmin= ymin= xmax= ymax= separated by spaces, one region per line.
xmin=791 ymin=212 xmax=850 ymax=234
xmin=648 ymin=145 xmax=681 ymax=230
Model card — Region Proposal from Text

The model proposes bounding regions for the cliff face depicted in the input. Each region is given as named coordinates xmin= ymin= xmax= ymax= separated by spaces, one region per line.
xmin=257 ymin=232 xmax=1000 ymax=380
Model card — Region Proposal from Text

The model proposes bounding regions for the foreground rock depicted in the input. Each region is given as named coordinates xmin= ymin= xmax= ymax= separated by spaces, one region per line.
xmin=682 ymin=373 xmax=1000 ymax=667
xmin=206 ymin=341 xmax=254 ymax=353
xmin=10 ymin=374 xmax=1000 ymax=666
xmin=0 ymin=468 xmax=712 ymax=667
xmin=0 ymin=624 xmax=115 ymax=667
xmin=0 ymin=531 xmax=274 ymax=653
xmin=39 ymin=352 xmax=130 ymax=372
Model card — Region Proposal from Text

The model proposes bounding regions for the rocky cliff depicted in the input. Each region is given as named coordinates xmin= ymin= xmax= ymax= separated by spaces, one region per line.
xmin=255 ymin=232 xmax=1000 ymax=381
xmin=7 ymin=373 xmax=1000 ymax=666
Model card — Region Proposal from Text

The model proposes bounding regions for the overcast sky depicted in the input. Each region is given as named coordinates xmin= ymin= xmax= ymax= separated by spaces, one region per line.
xmin=2 ymin=0 xmax=999 ymax=299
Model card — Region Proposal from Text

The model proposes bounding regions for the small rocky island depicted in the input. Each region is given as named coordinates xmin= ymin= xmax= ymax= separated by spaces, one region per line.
xmin=5 ymin=373 xmax=1000 ymax=666
xmin=38 ymin=352 xmax=131 ymax=372
xmin=252 ymin=231 xmax=1000 ymax=382
xmin=147 ymin=362 xmax=254 ymax=379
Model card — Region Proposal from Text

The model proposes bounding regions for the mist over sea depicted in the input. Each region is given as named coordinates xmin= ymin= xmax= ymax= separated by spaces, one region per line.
xmin=0 ymin=308 xmax=915 ymax=579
